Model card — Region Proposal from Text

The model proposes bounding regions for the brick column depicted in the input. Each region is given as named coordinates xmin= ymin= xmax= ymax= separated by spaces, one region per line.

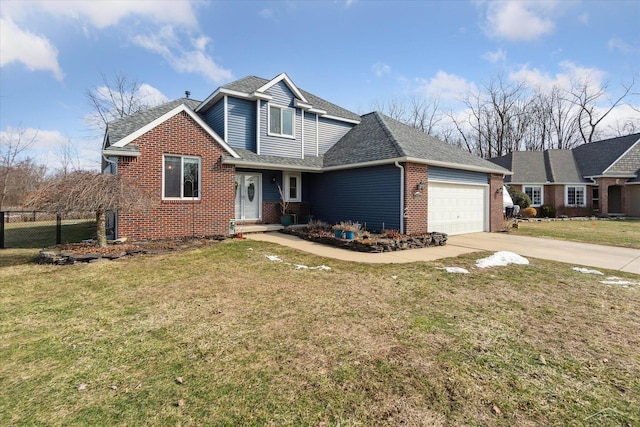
xmin=404 ymin=163 xmax=428 ymax=234
xmin=489 ymin=174 xmax=504 ymax=232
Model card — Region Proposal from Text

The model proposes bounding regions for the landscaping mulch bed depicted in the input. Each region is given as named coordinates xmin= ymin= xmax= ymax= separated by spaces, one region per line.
xmin=280 ymin=227 xmax=447 ymax=253
xmin=40 ymin=235 xmax=228 ymax=264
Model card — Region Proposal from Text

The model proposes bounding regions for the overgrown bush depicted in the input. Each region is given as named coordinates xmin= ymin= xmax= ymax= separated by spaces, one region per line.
xmin=522 ymin=207 xmax=537 ymax=218
xmin=540 ymin=204 xmax=556 ymax=218
xmin=508 ymin=186 xmax=531 ymax=209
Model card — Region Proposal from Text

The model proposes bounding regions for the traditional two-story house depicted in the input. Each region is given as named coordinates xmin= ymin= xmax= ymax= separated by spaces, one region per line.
xmin=102 ymin=73 xmax=509 ymax=240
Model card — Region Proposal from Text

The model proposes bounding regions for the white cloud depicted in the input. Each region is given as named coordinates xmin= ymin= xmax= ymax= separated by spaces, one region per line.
xmin=0 ymin=16 xmax=64 ymax=80
xmin=578 ymin=12 xmax=589 ymax=25
xmin=608 ymin=38 xmax=640 ymax=55
xmin=7 ymin=0 xmax=198 ymax=30
xmin=133 ymin=26 xmax=232 ymax=83
xmin=482 ymin=48 xmax=507 ymax=64
xmin=372 ymin=62 xmax=391 ymax=78
xmin=483 ymin=1 xmax=557 ymax=41
xmin=509 ymin=61 xmax=606 ymax=93
xmin=416 ymin=71 xmax=477 ymax=100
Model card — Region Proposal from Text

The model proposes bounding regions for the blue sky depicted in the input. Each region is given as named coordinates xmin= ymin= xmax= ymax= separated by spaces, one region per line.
xmin=1 ymin=0 xmax=639 ymax=171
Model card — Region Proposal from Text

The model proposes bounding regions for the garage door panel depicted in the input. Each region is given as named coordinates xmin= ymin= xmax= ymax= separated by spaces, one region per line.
xmin=428 ymin=182 xmax=487 ymax=235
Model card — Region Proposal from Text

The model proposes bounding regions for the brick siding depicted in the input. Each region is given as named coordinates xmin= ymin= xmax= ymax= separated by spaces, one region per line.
xmin=404 ymin=163 xmax=428 ymax=234
xmin=116 ymin=111 xmax=236 ymax=240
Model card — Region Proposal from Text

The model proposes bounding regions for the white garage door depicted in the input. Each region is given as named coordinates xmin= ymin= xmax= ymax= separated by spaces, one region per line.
xmin=428 ymin=182 xmax=488 ymax=235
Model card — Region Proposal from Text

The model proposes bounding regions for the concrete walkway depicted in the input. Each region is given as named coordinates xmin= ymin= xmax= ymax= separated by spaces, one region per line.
xmin=245 ymin=232 xmax=640 ymax=275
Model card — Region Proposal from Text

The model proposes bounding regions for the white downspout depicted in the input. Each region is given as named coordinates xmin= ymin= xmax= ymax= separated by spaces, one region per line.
xmin=394 ymin=161 xmax=405 ymax=234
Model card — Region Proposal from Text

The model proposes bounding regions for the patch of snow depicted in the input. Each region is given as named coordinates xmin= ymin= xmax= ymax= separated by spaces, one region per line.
xmin=572 ymin=267 xmax=604 ymax=275
xmin=265 ymin=255 xmax=282 ymax=262
xmin=295 ymin=264 xmax=331 ymax=271
xmin=600 ymin=276 xmax=638 ymax=286
xmin=440 ymin=267 xmax=469 ymax=274
xmin=391 ymin=275 xmax=398 ymax=279
xmin=475 ymin=251 xmax=529 ymax=269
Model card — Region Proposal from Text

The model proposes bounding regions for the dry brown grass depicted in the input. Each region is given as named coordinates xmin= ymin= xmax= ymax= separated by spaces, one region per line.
xmin=1 ymin=239 xmax=639 ymax=426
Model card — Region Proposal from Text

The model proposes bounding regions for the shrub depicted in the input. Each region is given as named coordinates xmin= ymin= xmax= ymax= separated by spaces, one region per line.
xmin=307 ymin=219 xmax=330 ymax=231
xmin=540 ymin=204 xmax=556 ymax=218
xmin=522 ymin=207 xmax=537 ymax=218
xmin=508 ymin=186 xmax=531 ymax=209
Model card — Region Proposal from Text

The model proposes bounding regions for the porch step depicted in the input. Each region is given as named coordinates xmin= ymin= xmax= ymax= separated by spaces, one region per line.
xmin=236 ymin=224 xmax=284 ymax=234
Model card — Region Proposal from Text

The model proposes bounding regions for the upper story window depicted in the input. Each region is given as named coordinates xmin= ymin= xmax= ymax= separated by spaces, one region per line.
xmin=523 ymin=185 xmax=543 ymax=206
xmin=269 ymin=105 xmax=295 ymax=138
xmin=284 ymin=172 xmax=301 ymax=202
xmin=163 ymin=155 xmax=201 ymax=200
xmin=565 ymin=185 xmax=585 ymax=207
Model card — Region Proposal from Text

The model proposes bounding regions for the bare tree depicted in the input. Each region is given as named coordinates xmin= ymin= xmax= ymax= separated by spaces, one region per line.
xmin=372 ymin=96 xmax=443 ymax=136
xmin=25 ymin=171 xmax=155 ymax=247
xmin=55 ymin=136 xmax=82 ymax=176
xmin=0 ymin=126 xmax=38 ymax=209
xmin=371 ymin=98 xmax=407 ymax=122
xmin=85 ymin=72 xmax=150 ymax=130
xmin=565 ymin=76 xmax=635 ymax=144
xmin=447 ymin=76 xmax=532 ymax=158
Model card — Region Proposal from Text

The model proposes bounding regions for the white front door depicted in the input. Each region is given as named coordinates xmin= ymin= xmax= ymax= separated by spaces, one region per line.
xmin=235 ymin=173 xmax=261 ymax=221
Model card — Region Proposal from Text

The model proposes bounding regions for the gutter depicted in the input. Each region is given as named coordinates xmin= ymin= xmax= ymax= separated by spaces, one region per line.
xmin=395 ymin=161 xmax=405 ymax=234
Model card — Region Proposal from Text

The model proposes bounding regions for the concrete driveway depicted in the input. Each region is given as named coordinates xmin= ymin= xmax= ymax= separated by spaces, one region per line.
xmin=246 ymin=232 xmax=640 ymax=275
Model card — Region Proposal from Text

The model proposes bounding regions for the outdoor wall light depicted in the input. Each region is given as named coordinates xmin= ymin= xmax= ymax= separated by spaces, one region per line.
xmin=416 ymin=181 xmax=425 ymax=191
xmin=496 ymin=187 xmax=503 ymax=194
xmin=413 ymin=191 xmax=423 ymax=199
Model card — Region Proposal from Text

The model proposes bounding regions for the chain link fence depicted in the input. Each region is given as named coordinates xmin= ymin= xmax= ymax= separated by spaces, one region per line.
xmin=0 ymin=211 xmax=95 ymax=249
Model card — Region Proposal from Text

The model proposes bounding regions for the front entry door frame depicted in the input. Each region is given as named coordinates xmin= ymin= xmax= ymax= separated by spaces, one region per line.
xmin=235 ymin=173 xmax=262 ymax=221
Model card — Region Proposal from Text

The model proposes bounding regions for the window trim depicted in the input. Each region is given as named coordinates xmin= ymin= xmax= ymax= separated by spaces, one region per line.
xmin=565 ymin=185 xmax=586 ymax=207
xmin=523 ymin=185 xmax=544 ymax=207
xmin=284 ymin=172 xmax=301 ymax=202
xmin=162 ymin=154 xmax=202 ymax=200
xmin=268 ymin=104 xmax=296 ymax=139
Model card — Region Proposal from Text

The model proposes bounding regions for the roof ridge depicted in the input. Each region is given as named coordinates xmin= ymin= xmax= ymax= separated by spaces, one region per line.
xmin=372 ymin=112 xmax=406 ymax=158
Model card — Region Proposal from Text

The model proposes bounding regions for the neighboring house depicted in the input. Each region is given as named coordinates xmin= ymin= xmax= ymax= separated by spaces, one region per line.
xmin=489 ymin=133 xmax=640 ymax=217
xmin=102 ymin=72 xmax=509 ymax=240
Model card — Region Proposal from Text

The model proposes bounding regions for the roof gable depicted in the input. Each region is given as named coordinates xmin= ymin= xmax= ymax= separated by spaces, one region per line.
xmin=573 ymin=133 xmax=640 ymax=177
xmin=106 ymin=100 xmax=239 ymax=159
xmin=256 ymin=72 xmax=308 ymax=103
xmin=196 ymin=74 xmax=361 ymax=123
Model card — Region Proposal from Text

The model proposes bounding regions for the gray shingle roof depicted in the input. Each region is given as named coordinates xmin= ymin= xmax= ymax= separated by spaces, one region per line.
xmin=325 ymin=112 xmax=509 ymax=173
xmin=545 ymin=150 xmax=586 ymax=183
xmin=227 ymin=148 xmax=324 ymax=170
xmin=221 ymin=75 xmax=361 ymax=122
xmin=106 ymin=98 xmax=201 ymax=146
xmin=489 ymin=132 xmax=640 ymax=184
xmin=572 ymin=133 xmax=640 ymax=176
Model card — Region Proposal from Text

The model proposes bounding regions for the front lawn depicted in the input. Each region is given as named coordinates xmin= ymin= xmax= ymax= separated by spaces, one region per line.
xmin=512 ymin=218 xmax=640 ymax=249
xmin=1 ymin=240 xmax=638 ymax=426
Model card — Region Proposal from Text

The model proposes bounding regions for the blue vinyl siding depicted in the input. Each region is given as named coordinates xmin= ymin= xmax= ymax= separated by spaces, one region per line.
xmin=267 ymin=81 xmax=296 ymax=107
xmin=227 ymin=98 xmax=256 ymax=151
xmin=318 ymin=117 xmax=354 ymax=154
xmin=428 ymin=167 xmax=488 ymax=185
xmin=259 ymin=100 xmax=303 ymax=158
xmin=236 ymin=168 xmax=279 ymax=201
xmin=304 ymin=112 xmax=317 ymax=157
xmin=202 ymin=99 xmax=225 ymax=140
xmin=306 ymin=165 xmax=401 ymax=232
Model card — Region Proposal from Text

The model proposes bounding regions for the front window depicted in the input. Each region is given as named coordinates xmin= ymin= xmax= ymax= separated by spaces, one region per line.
xmin=284 ymin=172 xmax=301 ymax=202
xmin=566 ymin=186 xmax=585 ymax=207
xmin=523 ymin=186 xmax=543 ymax=206
xmin=163 ymin=155 xmax=201 ymax=199
xmin=592 ymin=188 xmax=599 ymax=210
xmin=269 ymin=105 xmax=295 ymax=137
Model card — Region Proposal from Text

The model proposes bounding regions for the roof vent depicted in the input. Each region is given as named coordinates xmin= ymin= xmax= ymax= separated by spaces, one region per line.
xmin=185 ymin=91 xmax=191 ymax=98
